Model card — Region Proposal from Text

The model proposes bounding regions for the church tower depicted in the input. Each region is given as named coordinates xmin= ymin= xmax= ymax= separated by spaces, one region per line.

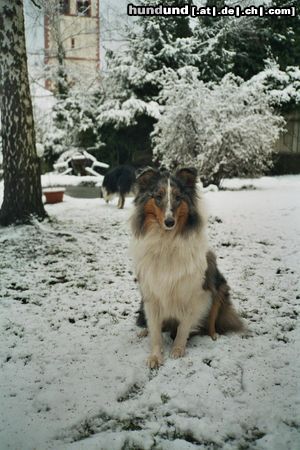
xmin=44 ymin=0 xmax=100 ymax=90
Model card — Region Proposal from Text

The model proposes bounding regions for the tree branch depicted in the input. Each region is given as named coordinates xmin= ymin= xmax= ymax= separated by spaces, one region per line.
xmin=30 ymin=0 xmax=42 ymax=9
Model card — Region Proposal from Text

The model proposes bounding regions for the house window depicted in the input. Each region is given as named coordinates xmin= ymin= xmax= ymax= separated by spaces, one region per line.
xmin=77 ymin=0 xmax=91 ymax=17
xmin=59 ymin=0 xmax=69 ymax=14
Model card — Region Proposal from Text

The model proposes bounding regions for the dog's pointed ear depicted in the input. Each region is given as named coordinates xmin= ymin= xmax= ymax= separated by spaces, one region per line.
xmin=175 ymin=168 xmax=198 ymax=188
xmin=136 ymin=167 xmax=160 ymax=191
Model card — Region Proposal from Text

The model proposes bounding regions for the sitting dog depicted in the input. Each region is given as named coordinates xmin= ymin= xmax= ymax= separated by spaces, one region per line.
xmin=136 ymin=249 xmax=242 ymax=341
xmin=130 ymin=167 xmax=243 ymax=368
xmin=101 ymin=165 xmax=136 ymax=209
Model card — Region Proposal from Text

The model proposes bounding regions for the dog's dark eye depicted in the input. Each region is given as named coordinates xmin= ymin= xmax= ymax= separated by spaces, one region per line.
xmin=175 ymin=196 xmax=181 ymax=202
xmin=155 ymin=195 xmax=162 ymax=203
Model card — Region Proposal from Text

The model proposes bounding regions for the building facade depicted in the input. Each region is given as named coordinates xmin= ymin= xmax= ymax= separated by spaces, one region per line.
xmin=44 ymin=0 xmax=100 ymax=90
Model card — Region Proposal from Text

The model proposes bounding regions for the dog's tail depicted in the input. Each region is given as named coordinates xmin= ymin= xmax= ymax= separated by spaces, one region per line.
xmin=215 ymin=283 xmax=245 ymax=334
xmin=203 ymin=250 xmax=244 ymax=335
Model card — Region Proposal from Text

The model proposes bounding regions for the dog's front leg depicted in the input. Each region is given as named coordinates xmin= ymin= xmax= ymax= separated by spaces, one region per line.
xmin=144 ymin=302 xmax=163 ymax=368
xmin=170 ymin=315 xmax=193 ymax=358
xmin=208 ymin=298 xmax=221 ymax=340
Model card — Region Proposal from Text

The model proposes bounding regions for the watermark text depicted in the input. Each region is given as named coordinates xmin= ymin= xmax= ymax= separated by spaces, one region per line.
xmin=127 ymin=3 xmax=297 ymax=18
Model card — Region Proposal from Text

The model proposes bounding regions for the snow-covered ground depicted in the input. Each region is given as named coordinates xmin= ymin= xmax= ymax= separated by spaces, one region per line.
xmin=0 ymin=176 xmax=300 ymax=450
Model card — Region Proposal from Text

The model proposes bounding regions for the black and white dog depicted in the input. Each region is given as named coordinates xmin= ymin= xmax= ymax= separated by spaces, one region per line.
xmin=101 ymin=165 xmax=136 ymax=209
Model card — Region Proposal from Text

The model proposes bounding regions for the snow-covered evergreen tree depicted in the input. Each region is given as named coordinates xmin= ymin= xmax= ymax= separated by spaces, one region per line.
xmin=192 ymin=0 xmax=300 ymax=82
xmin=152 ymin=68 xmax=285 ymax=186
xmin=229 ymin=0 xmax=300 ymax=80
xmin=249 ymin=61 xmax=300 ymax=111
xmin=257 ymin=0 xmax=300 ymax=72
xmin=123 ymin=0 xmax=194 ymax=99
xmin=42 ymin=88 xmax=100 ymax=166
xmin=92 ymin=0 xmax=196 ymax=165
xmin=192 ymin=0 xmax=235 ymax=83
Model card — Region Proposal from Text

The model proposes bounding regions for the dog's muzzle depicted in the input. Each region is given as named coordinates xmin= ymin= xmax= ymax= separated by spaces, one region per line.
xmin=164 ymin=216 xmax=175 ymax=230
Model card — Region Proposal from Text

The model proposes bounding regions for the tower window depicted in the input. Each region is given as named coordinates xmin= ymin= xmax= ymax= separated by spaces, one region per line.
xmin=59 ymin=0 xmax=69 ymax=14
xmin=71 ymin=38 xmax=75 ymax=49
xmin=77 ymin=0 xmax=91 ymax=17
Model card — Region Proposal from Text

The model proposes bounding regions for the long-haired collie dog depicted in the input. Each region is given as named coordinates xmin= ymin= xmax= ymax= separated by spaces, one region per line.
xmin=130 ymin=167 xmax=244 ymax=368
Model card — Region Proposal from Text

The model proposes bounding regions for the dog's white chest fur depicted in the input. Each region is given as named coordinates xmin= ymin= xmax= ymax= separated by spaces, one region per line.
xmin=131 ymin=229 xmax=211 ymax=322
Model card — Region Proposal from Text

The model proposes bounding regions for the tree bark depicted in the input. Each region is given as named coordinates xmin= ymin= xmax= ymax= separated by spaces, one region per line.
xmin=0 ymin=0 xmax=47 ymax=225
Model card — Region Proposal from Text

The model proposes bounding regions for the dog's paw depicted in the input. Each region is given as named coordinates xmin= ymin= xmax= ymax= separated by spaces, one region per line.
xmin=210 ymin=332 xmax=219 ymax=341
xmin=170 ymin=346 xmax=185 ymax=359
xmin=147 ymin=354 xmax=163 ymax=369
xmin=138 ymin=328 xmax=148 ymax=338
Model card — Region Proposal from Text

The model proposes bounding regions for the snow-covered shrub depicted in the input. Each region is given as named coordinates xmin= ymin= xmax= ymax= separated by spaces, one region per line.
xmin=249 ymin=61 xmax=300 ymax=110
xmin=152 ymin=68 xmax=285 ymax=186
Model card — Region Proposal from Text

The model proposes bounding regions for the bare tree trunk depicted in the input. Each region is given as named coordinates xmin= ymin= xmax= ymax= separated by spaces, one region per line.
xmin=0 ymin=0 xmax=46 ymax=225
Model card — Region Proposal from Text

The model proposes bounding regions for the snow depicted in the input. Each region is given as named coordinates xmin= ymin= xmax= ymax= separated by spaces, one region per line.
xmin=1 ymin=176 xmax=300 ymax=450
xmin=31 ymin=83 xmax=57 ymax=114
xmin=41 ymin=173 xmax=103 ymax=188
xmin=221 ymin=174 xmax=300 ymax=190
xmin=42 ymin=187 xmax=66 ymax=193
